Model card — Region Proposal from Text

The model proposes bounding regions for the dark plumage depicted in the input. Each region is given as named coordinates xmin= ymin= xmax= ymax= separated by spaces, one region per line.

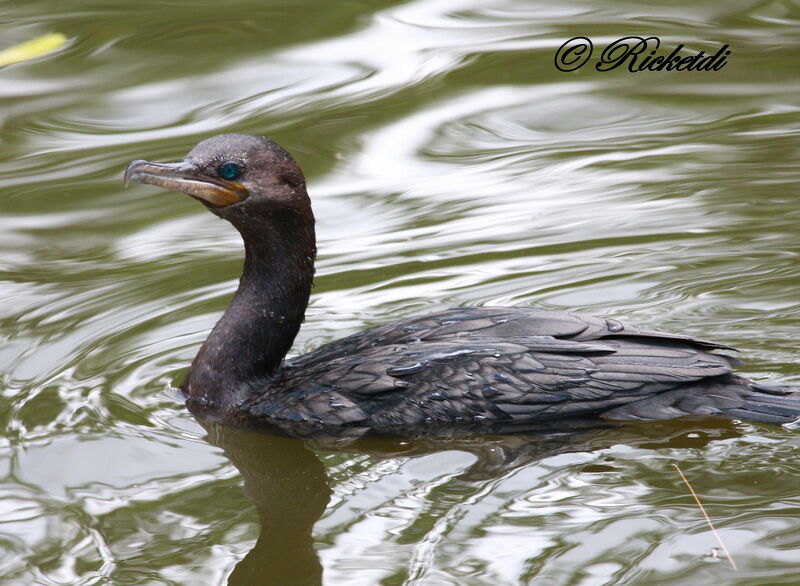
xmin=124 ymin=134 xmax=800 ymax=437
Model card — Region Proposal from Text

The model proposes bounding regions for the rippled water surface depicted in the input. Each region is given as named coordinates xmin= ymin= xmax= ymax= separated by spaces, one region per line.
xmin=2 ymin=0 xmax=799 ymax=584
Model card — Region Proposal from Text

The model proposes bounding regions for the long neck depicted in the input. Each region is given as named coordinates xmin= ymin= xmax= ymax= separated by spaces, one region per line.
xmin=183 ymin=209 xmax=316 ymax=412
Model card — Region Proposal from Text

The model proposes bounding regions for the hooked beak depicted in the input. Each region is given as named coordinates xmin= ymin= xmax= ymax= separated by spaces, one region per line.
xmin=123 ymin=159 xmax=248 ymax=207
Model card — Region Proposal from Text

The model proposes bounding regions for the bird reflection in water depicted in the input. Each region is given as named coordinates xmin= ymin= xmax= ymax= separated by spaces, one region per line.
xmin=199 ymin=418 xmax=742 ymax=585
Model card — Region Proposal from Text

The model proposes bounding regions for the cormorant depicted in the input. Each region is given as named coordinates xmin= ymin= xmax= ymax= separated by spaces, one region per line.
xmin=124 ymin=134 xmax=800 ymax=436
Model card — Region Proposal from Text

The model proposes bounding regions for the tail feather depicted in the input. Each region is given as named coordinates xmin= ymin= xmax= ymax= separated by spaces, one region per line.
xmin=718 ymin=381 xmax=800 ymax=424
xmin=603 ymin=377 xmax=800 ymax=425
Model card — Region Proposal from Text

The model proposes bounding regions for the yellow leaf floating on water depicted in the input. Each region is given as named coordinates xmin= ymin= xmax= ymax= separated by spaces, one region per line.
xmin=0 ymin=33 xmax=68 ymax=67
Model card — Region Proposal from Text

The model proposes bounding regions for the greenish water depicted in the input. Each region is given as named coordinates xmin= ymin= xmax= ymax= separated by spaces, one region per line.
xmin=2 ymin=0 xmax=799 ymax=584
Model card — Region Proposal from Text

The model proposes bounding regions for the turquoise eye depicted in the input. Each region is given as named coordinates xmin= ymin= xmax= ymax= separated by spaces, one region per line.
xmin=218 ymin=162 xmax=241 ymax=180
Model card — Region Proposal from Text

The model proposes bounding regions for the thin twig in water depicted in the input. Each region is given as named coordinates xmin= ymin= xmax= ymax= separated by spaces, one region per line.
xmin=673 ymin=463 xmax=738 ymax=571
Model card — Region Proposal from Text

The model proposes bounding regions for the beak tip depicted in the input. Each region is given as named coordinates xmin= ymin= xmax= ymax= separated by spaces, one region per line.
xmin=123 ymin=159 xmax=147 ymax=188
